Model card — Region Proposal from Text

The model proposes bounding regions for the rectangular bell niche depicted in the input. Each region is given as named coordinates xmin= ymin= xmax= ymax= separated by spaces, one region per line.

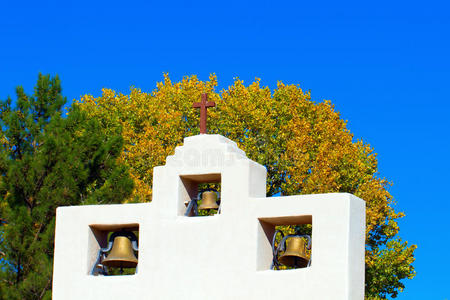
xmin=179 ymin=173 xmax=222 ymax=217
xmin=88 ymin=223 xmax=139 ymax=276
xmin=257 ymin=215 xmax=313 ymax=271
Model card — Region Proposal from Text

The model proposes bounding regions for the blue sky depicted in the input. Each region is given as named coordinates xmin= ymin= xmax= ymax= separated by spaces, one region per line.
xmin=1 ymin=0 xmax=449 ymax=298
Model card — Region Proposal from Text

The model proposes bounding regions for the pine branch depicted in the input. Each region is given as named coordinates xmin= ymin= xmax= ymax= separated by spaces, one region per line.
xmin=39 ymin=277 xmax=52 ymax=300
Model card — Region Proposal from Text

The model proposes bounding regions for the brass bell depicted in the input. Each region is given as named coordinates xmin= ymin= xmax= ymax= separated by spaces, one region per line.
xmin=279 ymin=236 xmax=309 ymax=268
xmin=198 ymin=191 xmax=219 ymax=210
xmin=102 ymin=236 xmax=138 ymax=268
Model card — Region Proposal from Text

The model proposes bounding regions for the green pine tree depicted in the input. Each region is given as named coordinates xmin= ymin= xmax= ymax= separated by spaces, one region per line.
xmin=0 ymin=74 xmax=134 ymax=299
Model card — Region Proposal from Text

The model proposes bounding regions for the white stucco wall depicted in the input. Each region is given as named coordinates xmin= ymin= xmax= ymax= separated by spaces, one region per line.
xmin=53 ymin=134 xmax=365 ymax=299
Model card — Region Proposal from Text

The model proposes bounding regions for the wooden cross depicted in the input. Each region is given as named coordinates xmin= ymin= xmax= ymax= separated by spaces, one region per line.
xmin=193 ymin=93 xmax=215 ymax=134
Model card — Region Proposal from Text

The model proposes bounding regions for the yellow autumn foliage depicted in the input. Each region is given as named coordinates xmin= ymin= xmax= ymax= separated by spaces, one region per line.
xmin=76 ymin=74 xmax=416 ymax=299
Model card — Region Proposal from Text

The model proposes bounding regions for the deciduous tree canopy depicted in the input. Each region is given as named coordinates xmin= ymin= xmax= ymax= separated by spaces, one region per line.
xmin=77 ymin=74 xmax=416 ymax=299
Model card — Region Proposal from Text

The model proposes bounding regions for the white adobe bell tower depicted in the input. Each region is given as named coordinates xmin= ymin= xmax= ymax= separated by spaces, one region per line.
xmin=53 ymin=95 xmax=365 ymax=299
